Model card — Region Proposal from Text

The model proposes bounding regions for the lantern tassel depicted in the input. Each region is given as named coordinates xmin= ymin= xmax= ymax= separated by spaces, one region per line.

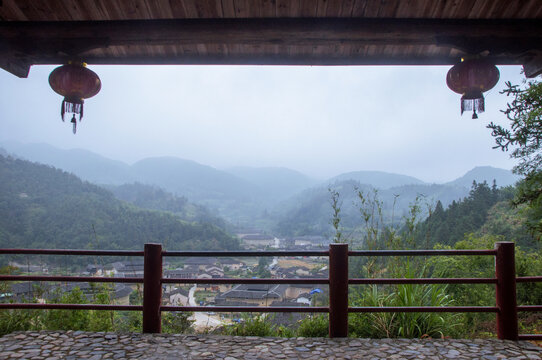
xmin=61 ymin=98 xmax=84 ymax=122
xmin=71 ymin=114 xmax=77 ymax=134
xmin=461 ymin=95 xmax=485 ymax=119
xmin=61 ymin=100 xmax=66 ymax=121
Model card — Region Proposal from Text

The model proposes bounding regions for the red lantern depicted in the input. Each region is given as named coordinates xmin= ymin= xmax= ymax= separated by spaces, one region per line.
xmin=48 ymin=62 xmax=101 ymax=133
xmin=446 ymin=58 xmax=500 ymax=119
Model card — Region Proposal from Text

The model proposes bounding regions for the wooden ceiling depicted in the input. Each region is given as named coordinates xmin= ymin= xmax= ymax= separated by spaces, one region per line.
xmin=1 ymin=0 xmax=541 ymax=77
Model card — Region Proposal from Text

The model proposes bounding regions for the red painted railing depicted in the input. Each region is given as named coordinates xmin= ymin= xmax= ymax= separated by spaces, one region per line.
xmin=0 ymin=242 xmax=540 ymax=340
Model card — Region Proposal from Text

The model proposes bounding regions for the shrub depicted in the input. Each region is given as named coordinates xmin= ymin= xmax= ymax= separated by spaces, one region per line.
xmin=297 ymin=315 xmax=329 ymax=337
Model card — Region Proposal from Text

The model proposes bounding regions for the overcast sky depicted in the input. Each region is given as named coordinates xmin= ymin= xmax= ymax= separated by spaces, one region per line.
xmin=0 ymin=64 xmax=525 ymax=183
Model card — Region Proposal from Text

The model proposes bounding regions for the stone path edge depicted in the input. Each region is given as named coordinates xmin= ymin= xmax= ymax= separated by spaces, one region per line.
xmin=0 ymin=331 xmax=541 ymax=359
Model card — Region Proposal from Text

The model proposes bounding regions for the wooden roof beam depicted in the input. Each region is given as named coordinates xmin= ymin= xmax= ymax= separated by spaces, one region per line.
xmin=1 ymin=17 xmax=541 ymax=77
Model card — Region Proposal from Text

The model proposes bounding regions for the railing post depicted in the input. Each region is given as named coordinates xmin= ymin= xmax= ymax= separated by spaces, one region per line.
xmin=143 ymin=243 xmax=162 ymax=333
xmin=495 ymin=241 xmax=518 ymax=340
xmin=329 ymin=243 xmax=349 ymax=337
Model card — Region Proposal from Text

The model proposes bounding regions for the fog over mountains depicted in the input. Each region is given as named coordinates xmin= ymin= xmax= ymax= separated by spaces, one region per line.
xmin=1 ymin=141 xmax=520 ymax=235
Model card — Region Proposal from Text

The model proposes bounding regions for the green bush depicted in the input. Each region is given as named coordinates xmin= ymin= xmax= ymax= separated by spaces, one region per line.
xmin=297 ymin=315 xmax=329 ymax=337
xmin=223 ymin=314 xmax=276 ymax=337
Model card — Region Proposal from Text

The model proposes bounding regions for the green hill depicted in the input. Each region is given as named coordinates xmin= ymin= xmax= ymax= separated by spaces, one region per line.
xmin=413 ymin=181 xmax=537 ymax=249
xmin=0 ymin=155 xmax=239 ymax=251
xmin=105 ymin=182 xmax=228 ymax=229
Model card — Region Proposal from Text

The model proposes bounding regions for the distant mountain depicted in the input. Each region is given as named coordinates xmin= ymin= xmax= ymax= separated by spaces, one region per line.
xmin=129 ymin=157 xmax=265 ymax=222
xmin=131 ymin=157 xmax=258 ymax=201
xmin=0 ymin=154 xmax=238 ymax=252
xmin=0 ymin=142 xmax=134 ymax=185
xmin=273 ymin=179 xmax=470 ymax=237
xmin=1 ymin=142 xmax=522 ymax=233
xmin=328 ymin=171 xmax=425 ymax=189
xmin=225 ymin=166 xmax=317 ymax=201
xmin=0 ymin=142 xmax=313 ymax=225
xmin=446 ymin=166 xmax=520 ymax=188
xmin=273 ymin=165 xmax=521 ymax=237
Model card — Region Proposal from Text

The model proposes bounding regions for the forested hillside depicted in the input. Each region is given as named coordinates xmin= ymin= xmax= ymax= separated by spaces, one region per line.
xmin=274 ymin=180 xmax=469 ymax=237
xmin=0 ymin=155 xmax=239 ymax=251
xmin=105 ymin=182 xmax=228 ymax=229
xmin=413 ymin=181 xmax=538 ymax=250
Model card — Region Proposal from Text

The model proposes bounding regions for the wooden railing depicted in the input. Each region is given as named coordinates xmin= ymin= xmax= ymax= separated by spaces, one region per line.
xmin=1 ymin=242 xmax=541 ymax=340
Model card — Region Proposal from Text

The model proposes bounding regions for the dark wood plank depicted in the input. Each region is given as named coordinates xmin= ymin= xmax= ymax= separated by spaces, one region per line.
xmin=1 ymin=16 xmax=539 ymax=75
xmin=168 ymin=0 xmax=189 ymax=18
xmin=193 ymin=0 xmax=222 ymax=18
xmin=316 ymin=0 xmax=327 ymax=17
xmin=276 ymin=0 xmax=290 ymax=17
xmin=79 ymin=1 xmax=109 ymax=21
xmin=145 ymin=0 xmax=174 ymax=19
xmin=3 ymin=17 xmax=539 ymax=45
xmin=362 ymin=0 xmax=380 ymax=17
xmin=377 ymin=0 xmax=401 ymax=17
xmin=351 ymin=0 xmax=368 ymax=17
xmin=324 ymin=0 xmax=345 ymax=17
xmin=518 ymin=0 xmax=542 ymax=18
xmin=177 ymin=0 xmax=199 ymax=18
xmin=233 ymin=0 xmax=259 ymax=17
xmin=261 ymin=0 xmax=277 ymax=17
xmin=298 ymin=0 xmax=318 ymax=16
xmin=0 ymin=0 xmax=29 ymax=21
xmin=339 ymin=0 xmax=356 ymax=17
xmin=220 ymin=0 xmax=236 ymax=17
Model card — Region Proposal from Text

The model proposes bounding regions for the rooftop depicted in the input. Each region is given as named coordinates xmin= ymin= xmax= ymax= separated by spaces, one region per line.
xmin=1 ymin=0 xmax=541 ymax=77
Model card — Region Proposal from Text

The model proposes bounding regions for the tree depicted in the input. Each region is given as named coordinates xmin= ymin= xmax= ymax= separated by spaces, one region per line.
xmin=488 ymin=79 xmax=542 ymax=236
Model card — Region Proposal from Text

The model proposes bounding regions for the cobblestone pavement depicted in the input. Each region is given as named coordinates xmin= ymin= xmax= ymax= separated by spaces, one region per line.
xmin=1 ymin=331 xmax=541 ymax=359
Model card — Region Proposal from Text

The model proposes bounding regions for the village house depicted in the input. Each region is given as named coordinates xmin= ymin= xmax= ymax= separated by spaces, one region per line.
xmin=183 ymin=257 xmax=218 ymax=270
xmin=203 ymin=265 xmax=224 ymax=278
xmin=241 ymin=234 xmax=275 ymax=248
xmin=164 ymin=287 xmax=190 ymax=306
xmin=219 ymin=258 xmax=245 ymax=271
xmin=111 ymin=260 xmax=144 ymax=277
xmin=215 ymin=284 xmax=288 ymax=306
xmin=7 ymin=281 xmax=132 ymax=305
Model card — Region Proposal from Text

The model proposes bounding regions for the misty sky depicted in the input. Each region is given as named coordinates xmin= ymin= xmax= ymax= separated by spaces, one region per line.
xmin=0 ymin=64 xmax=525 ymax=183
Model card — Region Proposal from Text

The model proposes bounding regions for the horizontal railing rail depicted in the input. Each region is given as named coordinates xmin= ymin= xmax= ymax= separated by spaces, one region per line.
xmin=0 ymin=249 xmax=144 ymax=256
xmin=348 ymin=249 xmax=498 ymax=256
xmin=0 ymin=303 xmax=142 ymax=311
xmin=0 ymin=242 xmax=540 ymax=340
xmin=349 ymin=277 xmax=497 ymax=284
xmin=161 ymin=277 xmax=328 ymax=284
xmin=348 ymin=306 xmax=499 ymax=313
xmin=0 ymin=275 xmax=143 ymax=283
xmin=162 ymin=305 xmax=330 ymax=313
xmin=162 ymin=250 xmax=329 ymax=257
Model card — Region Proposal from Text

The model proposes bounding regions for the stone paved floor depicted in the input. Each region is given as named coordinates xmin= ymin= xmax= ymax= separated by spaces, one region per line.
xmin=0 ymin=331 xmax=541 ymax=360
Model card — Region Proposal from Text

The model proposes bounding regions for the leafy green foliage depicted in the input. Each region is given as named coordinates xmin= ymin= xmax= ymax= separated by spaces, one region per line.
xmin=329 ymin=188 xmax=343 ymax=243
xmin=106 ymin=182 xmax=227 ymax=228
xmin=297 ymin=315 xmax=329 ymax=337
xmin=488 ymin=80 xmax=542 ymax=237
xmin=44 ymin=288 xmax=90 ymax=331
xmin=488 ymin=80 xmax=542 ymax=176
xmin=413 ymin=182 xmax=516 ymax=248
xmin=349 ymin=264 xmax=458 ymax=339
xmin=162 ymin=312 xmax=194 ymax=334
xmin=223 ymin=315 xmax=276 ymax=337
xmin=254 ymin=257 xmax=271 ymax=278
xmin=0 ymin=155 xmax=239 ymax=253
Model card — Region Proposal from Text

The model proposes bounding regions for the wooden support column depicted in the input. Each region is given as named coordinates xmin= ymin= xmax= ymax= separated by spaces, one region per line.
xmin=143 ymin=243 xmax=162 ymax=333
xmin=495 ymin=241 xmax=518 ymax=340
xmin=329 ymin=243 xmax=349 ymax=337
